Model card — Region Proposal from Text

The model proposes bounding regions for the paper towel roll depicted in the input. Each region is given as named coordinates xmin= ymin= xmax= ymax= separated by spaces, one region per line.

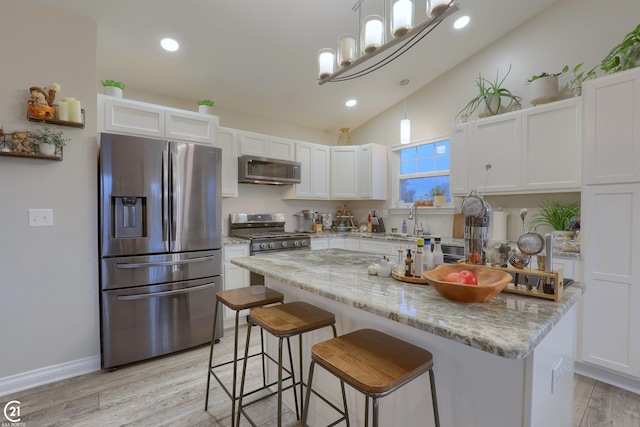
xmin=492 ymin=211 xmax=509 ymax=241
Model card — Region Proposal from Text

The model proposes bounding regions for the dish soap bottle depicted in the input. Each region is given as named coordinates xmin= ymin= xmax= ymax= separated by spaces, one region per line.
xmin=401 ymin=220 xmax=407 ymax=235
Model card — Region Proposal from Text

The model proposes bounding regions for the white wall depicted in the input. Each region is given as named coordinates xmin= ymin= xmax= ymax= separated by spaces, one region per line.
xmin=0 ymin=0 xmax=99 ymax=387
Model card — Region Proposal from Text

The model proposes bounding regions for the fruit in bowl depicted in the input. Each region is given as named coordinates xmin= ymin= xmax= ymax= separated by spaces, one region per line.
xmin=444 ymin=270 xmax=478 ymax=285
xmin=423 ymin=264 xmax=512 ymax=303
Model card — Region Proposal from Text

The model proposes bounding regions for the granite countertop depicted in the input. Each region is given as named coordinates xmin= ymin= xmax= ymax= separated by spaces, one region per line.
xmin=223 ymin=236 xmax=250 ymax=246
xmin=231 ymin=248 xmax=584 ymax=359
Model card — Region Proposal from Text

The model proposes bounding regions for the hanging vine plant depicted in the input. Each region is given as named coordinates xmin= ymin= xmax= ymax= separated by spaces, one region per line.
xmin=601 ymin=24 xmax=640 ymax=74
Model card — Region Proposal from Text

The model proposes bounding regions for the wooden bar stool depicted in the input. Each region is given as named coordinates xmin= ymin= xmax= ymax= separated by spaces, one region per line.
xmin=302 ymin=328 xmax=440 ymax=427
xmin=236 ymin=301 xmax=348 ymax=427
xmin=204 ymin=285 xmax=289 ymax=427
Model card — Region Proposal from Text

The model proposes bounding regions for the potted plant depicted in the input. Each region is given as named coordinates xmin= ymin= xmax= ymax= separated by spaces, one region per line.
xmin=527 ymin=66 xmax=568 ymax=106
xmin=432 ymin=185 xmax=448 ymax=207
xmin=601 ymin=23 xmax=640 ymax=74
xmin=456 ymin=65 xmax=522 ymax=120
xmin=28 ymin=126 xmax=69 ymax=156
xmin=528 ymin=201 xmax=580 ymax=247
xmin=197 ymin=99 xmax=215 ymax=115
xmin=101 ymin=80 xmax=125 ymax=97
xmin=563 ymin=63 xmax=597 ymax=97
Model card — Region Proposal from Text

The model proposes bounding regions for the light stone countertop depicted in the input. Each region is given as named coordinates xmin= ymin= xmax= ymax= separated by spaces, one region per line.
xmin=231 ymin=248 xmax=584 ymax=359
xmin=223 ymin=236 xmax=250 ymax=246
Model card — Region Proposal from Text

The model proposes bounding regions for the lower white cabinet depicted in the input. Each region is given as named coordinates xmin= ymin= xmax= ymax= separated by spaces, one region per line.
xmin=310 ymin=237 xmax=346 ymax=250
xmin=344 ymin=237 xmax=360 ymax=251
xmin=580 ymin=183 xmax=640 ymax=378
xmin=223 ymin=245 xmax=250 ymax=328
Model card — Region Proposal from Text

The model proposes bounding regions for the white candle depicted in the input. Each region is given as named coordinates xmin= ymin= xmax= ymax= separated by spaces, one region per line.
xmin=66 ymin=97 xmax=82 ymax=123
xmin=338 ymin=36 xmax=356 ymax=67
xmin=318 ymin=49 xmax=335 ymax=79
xmin=364 ymin=17 xmax=383 ymax=54
xmin=428 ymin=0 xmax=449 ymax=18
xmin=57 ymin=101 xmax=69 ymax=121
xmin=392 ymin=0 xmax=412 ymax=38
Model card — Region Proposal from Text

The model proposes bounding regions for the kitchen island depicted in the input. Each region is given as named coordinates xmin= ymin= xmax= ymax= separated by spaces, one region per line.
xmin=231 ymin=249 xmax=584 ymax=427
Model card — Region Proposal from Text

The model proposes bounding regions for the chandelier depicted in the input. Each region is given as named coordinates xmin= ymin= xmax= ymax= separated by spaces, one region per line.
xmin=317 ymin=0 xmax=460 ymax=85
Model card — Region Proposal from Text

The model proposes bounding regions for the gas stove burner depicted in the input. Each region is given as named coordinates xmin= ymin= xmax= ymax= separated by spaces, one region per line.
xmin=229 ymin=212 xmax=311 ymax=254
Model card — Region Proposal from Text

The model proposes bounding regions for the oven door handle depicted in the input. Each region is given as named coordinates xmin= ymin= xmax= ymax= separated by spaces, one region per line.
xmin=115 ymin=255 xmax=215 ymax=269
xmin=116 ymin=283 xmax=214 ymax=301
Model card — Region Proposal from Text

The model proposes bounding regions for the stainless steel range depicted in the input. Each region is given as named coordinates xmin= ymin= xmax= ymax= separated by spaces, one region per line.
xmin=229 ymin=213 xmax=311 ymax=285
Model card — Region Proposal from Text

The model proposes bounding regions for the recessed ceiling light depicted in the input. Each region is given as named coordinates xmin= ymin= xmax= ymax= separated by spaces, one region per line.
xmin=345 ymin=99 xmax=357 ymax=107
xmin=161 ymin=38 xmax=179 ymax=52
xmin=454 ymin=16 xmax=470 ymax=29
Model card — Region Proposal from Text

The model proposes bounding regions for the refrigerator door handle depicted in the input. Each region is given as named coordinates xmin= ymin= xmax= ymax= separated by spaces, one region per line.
xmin=115 ymin=255 xmax=216 ymax=269
xmin=170 ymin=150 xmax=178 ymax=246
xmin=115 ymin=283 xmax=214 ymax=301
xmin=162 ymin=149 xmax=169 ymax=243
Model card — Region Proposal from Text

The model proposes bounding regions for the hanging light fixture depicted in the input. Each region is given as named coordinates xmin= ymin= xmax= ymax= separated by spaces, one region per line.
xmin=317 ymin=0 xmax=459 ymax=85
xmin=400 ymin=79 xmax=410 ymax=144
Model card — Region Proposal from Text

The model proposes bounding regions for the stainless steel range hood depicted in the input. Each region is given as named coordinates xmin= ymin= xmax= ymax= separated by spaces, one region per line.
xmin=238 ymin=155 xmax=301 ymax=185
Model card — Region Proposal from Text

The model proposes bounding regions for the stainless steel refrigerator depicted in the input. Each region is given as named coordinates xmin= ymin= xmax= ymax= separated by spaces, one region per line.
xmin=98 ymin=132 xmax=223 ymax=369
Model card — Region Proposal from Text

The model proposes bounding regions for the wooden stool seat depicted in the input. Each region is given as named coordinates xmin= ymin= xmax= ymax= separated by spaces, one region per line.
xmin=303 ymin=328 xmax=440 ymax=427
xmin=249 ymin=301 xmax=336 ymax=337
xmin=311 ymin=328 xmax=434 ymax=396
xmin=216 ymin=285 xmax=284 ymax=311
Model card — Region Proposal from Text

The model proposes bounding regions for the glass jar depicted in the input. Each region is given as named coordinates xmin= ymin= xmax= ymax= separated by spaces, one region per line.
xmin=361 ymin=15 xmax=384 ymax=55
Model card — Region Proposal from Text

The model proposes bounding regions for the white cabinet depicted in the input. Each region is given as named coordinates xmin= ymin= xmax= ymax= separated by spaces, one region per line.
xmin=580 ymin=184 xmax=640 ymax=377
xmin=449 ymin=123 xmax=470 ymax=196
xmin=344 ymin=237 xmax=360 ymax=251
xmin=289 ymin=141 xmax=330 ymax=199
xmin=329 ymin=237 xmax=345 ymax=249
xmin=450 ymin=99 xmax=581 ymax=195
xmin=216 ymin=127 xmax=239 ymax=198
xmin=98 ymin=95 xmax=217 ymax=144
xmin=358 ymin=144 xmax=387 ymax=199
xmin=331 ymin=146 xmax=359 ymax=199
xmin=310 ymin=238 xmax=329 ymax=250
xmin=584 ymin=68 xmax=640 ymax=185
xmin=238 ymin=131 xmax=295 ymax=160
xmin=331 ymin=144 xmax=387 ymax=200
xmin=522 ymin=98 xmax=581 ymax=191
xmin=470 ymin=112 xmax=521 ymax=193
xmin=223 ymin=245 xmax=251 ymax=328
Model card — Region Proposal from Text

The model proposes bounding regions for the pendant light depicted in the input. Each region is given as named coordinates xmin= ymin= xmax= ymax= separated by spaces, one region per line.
xmin=400 ymin=79 xmax=410 ymax=144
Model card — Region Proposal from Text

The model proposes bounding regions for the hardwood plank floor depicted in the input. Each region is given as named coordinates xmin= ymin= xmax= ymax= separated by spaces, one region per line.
xmin=2 ymin=325 xmax=639 ymax=426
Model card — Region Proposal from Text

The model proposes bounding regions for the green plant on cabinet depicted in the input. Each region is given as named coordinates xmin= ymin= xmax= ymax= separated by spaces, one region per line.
xmin=456 ymin=64 xmax=522 ymax=120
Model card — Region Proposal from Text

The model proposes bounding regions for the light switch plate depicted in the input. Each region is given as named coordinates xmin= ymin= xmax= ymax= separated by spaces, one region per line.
xmin=29 ymin=209 xmax=53 ymax=227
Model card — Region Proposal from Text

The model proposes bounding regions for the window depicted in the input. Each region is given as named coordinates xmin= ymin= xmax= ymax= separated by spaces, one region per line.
xmin=395 ymin=138 xmax=450 ymax=203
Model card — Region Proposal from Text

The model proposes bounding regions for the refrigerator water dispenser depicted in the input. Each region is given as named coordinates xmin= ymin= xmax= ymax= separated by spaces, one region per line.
xmin=114 ymin=196 xmax=145 ymax=238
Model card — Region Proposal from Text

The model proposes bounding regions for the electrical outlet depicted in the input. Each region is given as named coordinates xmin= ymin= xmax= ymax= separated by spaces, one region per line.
xmin=28 ymin=209 xmax=53 ymax=227
xmin=551 ymin=357 xmax=563 ymax=394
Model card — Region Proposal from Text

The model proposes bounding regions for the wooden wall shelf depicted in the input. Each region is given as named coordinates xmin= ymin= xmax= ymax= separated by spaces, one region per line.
xmin=27 ymin=108 xmax=85 ymax=129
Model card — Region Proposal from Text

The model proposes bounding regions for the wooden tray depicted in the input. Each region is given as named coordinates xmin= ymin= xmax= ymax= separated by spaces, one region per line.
xmin=391 ymin=271 xmax=429 ymax=285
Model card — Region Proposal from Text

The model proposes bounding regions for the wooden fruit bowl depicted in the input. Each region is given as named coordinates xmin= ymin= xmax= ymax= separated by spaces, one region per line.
xmin=422 ymin=264 xmax=512 ymax=303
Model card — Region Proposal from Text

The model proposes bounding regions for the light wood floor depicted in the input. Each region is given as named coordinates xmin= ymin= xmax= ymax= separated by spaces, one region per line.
xmin=2 ymin=325 xmax=639 ymax=427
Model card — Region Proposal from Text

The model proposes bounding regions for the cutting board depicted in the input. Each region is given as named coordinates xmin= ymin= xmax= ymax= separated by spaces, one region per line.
xmin=453 ymin=213 xmax=465 ymax=238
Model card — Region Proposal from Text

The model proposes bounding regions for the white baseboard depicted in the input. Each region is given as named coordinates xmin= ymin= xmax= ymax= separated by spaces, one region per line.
xmin=0 ymin=355 xmax=101 ymax=398
xmin=575 ymin=361 xmax=640 ymax=395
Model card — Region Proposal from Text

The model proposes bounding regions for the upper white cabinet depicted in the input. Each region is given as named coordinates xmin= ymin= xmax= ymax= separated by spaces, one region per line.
xmin=216 ymin=127 xmax=239 ymax=198
xmin=358 ymin=144 xmax=387 ymax=199
xmin=331 ymin=143 xmax=387 ymax=200
xmin=449 ymin=123 xmax=470 ymax=196
xmin=238 ymin=131 xmax=295 ymax=161
xmin=331 ymin=146 xmax=359 ymax=199
xmin=470 ymin=112 xmax=522 ymax=194
xmin=450 ymin=98 xmax=581 ymax=196
xmin=288 ymin=141 xmax=330 ymax=199
xmin=522 ymin=98 xmax=581 ymax=191
xmin=584 ymin=68 xmax=640 ymax=185
xmin=98 ymin=94 xmax=217 ymax=144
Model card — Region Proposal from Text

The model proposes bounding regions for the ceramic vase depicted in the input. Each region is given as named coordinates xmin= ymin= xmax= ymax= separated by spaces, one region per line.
xmin=530 ymin=76 xmax=558 ymax=106
xmin=104 ymin=86 xmax=123 ymax=98
xmin=38 ymin=143 xmax=56 ymax=156
xmin=198 ymin=105 xmax=214 ymax=115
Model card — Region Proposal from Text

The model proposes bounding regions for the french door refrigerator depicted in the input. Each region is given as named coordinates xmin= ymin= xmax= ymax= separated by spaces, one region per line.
xmin=99 ymin=132 xmax=222 ymax=369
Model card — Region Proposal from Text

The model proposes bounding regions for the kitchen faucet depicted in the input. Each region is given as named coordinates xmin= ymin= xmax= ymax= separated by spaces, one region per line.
xmin=409 ymin=203 xmax=418 ymax=235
